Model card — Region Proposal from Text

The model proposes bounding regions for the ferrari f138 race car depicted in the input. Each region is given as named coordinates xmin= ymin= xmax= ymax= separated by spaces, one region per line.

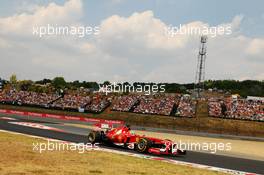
xmin=88 ymin=122 xmax=186 ymax=156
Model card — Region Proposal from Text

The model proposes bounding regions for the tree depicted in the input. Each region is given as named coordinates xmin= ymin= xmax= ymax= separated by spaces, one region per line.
xmin=19 ymin=80 xmax=33 ymax=91
xmin=82 ymin=81 xmax=99 ymax=89
xmin=9 ymin=74 xmax=17 ymax=85
xmin=103 ymin=81 xmax=111 ymax=85
xmin=52 ymin=77 xmax=66 ymax=89
xmin=35 ymin=78 xmax=52 ymax=85
xmin=72 ymin=80 xmax=80 ymax=88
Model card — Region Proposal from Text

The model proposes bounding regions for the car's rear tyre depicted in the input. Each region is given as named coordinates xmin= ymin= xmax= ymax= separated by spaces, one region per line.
xmin=88 ymin=131 xmax=101 ymax=144
xmin=135 ymin=138 xmax=152 ymax=153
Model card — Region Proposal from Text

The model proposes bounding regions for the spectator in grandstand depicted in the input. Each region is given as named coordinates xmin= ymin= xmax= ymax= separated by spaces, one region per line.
xmin=51 ymin=94 xmax=91 ymax=110
xmin=176 ymin=97 xmax=196 ymax=117
xmin=112 ymin=95 xmax=139 ymax=112
xmin=133 ymin=95 xmax=179 ymax=116
xmin=208 ymin=99 xmax=222 ymax=117
xmin=0 ymin=90 xmax=60 ymax=107
xmin=86 ymin=95 xmax=110 ymax=113
xmin=208 ymin=97 xmax=264 ymax=121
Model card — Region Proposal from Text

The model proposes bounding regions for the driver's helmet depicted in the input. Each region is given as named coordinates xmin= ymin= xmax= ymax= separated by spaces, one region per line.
xmin=125 ymin=124 xmax=131 ymax=130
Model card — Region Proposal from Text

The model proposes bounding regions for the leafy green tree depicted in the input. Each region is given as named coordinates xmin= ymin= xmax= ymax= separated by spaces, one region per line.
xmin=18 ymin=80 xmax=33 ymax=91
xmin=35 ymin=79 xmax=52 ymax=85
xmin=9 ymin=74 xmax=17 ymax=85
xmin=82 ymin=81 xmax=99 ymax=89
xmin=52 ymin=77 xmax=67 ymax=90
xmin=103 ymin=81 xmax=111 ymax=85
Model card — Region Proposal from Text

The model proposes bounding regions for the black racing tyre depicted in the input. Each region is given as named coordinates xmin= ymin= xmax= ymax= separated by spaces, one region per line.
xmin=88 ymin=131 xmax=101 ymax=144
xmin=135 ymin=138 xmax=152 ymax=153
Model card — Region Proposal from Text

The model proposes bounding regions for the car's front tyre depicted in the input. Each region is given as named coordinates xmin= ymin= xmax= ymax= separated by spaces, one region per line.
xmin=135 ymin=138 xmax=152 ymax=153
xmin=88 ymin=131 xmax=101 ymax=144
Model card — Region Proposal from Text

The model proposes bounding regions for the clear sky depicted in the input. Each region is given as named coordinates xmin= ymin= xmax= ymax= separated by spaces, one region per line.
xmin=0 ymin=0 xmax=263 ymax=83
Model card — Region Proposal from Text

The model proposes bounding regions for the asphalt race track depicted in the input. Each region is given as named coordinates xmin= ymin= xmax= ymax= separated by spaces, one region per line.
xmin=0 ymin=116 xmax=263 ymax=174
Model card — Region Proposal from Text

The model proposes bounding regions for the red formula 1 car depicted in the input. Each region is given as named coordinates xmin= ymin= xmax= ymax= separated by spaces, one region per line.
xmin=88 ymin=122 xmax=186 ymax=156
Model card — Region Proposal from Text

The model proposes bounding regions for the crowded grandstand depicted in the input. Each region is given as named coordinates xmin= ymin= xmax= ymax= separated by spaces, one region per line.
xmin=0 ymin=89 xmax=263 ymax=121
xmin=208 ymin=97 xmax=264 ymax=121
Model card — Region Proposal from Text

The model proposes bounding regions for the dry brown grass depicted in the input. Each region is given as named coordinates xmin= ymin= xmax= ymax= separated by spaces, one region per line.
xmin=0 ymin=131 xmax=227 ymax=175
